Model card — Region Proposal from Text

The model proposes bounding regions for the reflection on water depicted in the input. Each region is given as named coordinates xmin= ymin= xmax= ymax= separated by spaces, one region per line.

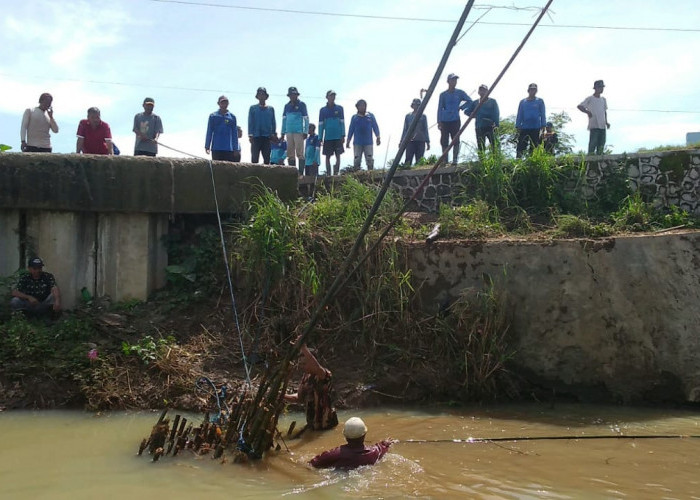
xmin=2 ymin=404 xmax=700 ymax=499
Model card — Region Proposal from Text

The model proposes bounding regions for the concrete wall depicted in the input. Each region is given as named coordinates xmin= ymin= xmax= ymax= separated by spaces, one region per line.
xmin=406 ymin=232 xmax=700 ymax=403
xmin=299 ymin=149 xmax=700 ymax=214
xmin=0 ymin=154 xmax=298 ymax=308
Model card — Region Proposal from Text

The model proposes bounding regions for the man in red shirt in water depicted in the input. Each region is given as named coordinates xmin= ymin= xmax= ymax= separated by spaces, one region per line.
xmin=76 ymin=107 xmax=113 ymax=155
xmin=309 ymin=417 xmax=394 ymax=469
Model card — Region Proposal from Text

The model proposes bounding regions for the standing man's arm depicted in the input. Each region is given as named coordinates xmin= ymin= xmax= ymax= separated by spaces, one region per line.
xmin=280 ymin=104 xmax=288 ymax=139
xmin=339 ymin=107 xmax=346 ymax=144
xmin=154 ymin=116 xmax=163 ymax=142
xmin=493 ymin=100 xmax=500 ymax=128
xmin=105 ymin=124 xmax=114 ymax=155
xmin=76 ymin=137 xmax=84 ymax=153
xmin=271 ymin=107 xmax=277 ymax=138
xmin=20 ymin=108 xmax=31 ymax=151
xmin=301 ymin=102 xmax=309 ymax=138
xmin=318 ymin=109 xmax=325 ymax=144
xmin=48 ymin=107 xmax=58 ymax=133
xmin=372 ymin=114 xmax=381 ymax=146
xmin=346 ymin=115 xmax=355 ymax=148
xmin=516 ymin=101 xmax=523 ymax=130
xmin=205 ymin=115 xmax=214 ymax=153
xmin=539 ymin=100 xmax=546 ymax=131
xmin=248 ymin=106 xmax=255 ymax=143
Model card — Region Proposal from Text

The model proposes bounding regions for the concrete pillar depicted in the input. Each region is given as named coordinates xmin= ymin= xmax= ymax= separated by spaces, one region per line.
xmin=97 ymin=213 xmax=168 ymax=303
xmin=25 ymin=211 xmax=97 ymax=310
xmin=0 ymin=209 xmax=21 ymax=278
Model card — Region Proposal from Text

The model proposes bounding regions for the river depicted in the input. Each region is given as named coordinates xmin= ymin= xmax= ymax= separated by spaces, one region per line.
xmin=2 ymin=404 xmax=699 ymax=499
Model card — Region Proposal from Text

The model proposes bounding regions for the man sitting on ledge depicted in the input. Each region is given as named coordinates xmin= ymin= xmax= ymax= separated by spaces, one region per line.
xmin=10 ymin=257 xmax=62 ymax=318
xmin=309 ymin=417 xmax=394 ymax=469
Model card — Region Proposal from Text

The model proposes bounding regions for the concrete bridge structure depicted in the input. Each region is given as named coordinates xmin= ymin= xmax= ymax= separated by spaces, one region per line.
xmin=0 ymin=153 xmax=297 ymax=309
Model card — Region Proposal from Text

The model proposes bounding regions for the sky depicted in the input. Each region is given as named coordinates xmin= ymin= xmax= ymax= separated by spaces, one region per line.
xmin=1 ymin=0 xmax=699 ymax=167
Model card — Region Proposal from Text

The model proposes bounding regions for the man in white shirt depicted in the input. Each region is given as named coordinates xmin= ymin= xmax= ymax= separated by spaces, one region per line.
xmin=577 ymin=80 xmax=610 ymax=155
xmin=20 ymin=93 xmax=59 ymax=152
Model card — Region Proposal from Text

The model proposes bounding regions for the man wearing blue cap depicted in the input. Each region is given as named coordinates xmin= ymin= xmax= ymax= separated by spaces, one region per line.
xmin=437 ymin=73 xmax=472 ymax=165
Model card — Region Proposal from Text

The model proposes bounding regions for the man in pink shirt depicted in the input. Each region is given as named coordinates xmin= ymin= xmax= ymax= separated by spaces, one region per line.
xmin=309 ymin=417 xmax=394 ymax=469
xmin=76 ymin=107 xmax=113 ymax=155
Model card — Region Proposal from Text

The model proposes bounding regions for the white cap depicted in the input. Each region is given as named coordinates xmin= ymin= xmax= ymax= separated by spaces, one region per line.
xmin=343 ymin=417 xmax=368 ymax=439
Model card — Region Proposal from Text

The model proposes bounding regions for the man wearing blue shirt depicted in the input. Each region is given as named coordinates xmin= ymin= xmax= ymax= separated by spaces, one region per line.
xmin=465 ymin=84 xmax=499 ymax=153
xmin=304 ymin=123 xmax=321 ymax=176
xmin=319 ymin=90 xmax=345 ymax=176
xmin=205 ymin=95 xmax=239 ymax=162
xmin=437 ymin=73 xmax=472 ymax=165
xmin=281 ymin=87 xmax=309 ymax=170
xmin=346 ymin=99 xmax=380 ymax=171
xmin=248 ymin=87 xmax=276 ymax=164
xmin=515 ymin=83 xmax=546 ymax=158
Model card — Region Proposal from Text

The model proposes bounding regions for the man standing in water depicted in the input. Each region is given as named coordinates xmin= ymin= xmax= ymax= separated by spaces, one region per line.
xmin=285 ymin=342 xmax=338 ymax=436
xmin=309 ymin=417 xmax=394 ymax=469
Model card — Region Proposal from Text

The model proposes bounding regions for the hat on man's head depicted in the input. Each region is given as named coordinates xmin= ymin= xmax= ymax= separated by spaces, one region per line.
xmin=593 ymin=80 xmax=605 ymax=88
xmin=546 ymin=121 xmax=553 ymax=128
xmin=28 ymin=257 xmax=44 ymax=268
xmin=256 ymin=87 xmax=269 ymax=98
xmin=447 ymin=73 xmax=459 ymax=81
xmin=411 ymin=98 xmax=422 ymax=107
xmin=143 ymin=97 xmax=155 ymax=105
xmin=528 ymin=83 xmax=538 ymax=90
xmin=479 ymin=84 xmax=489 ymax=91
xmin=287 ymin=86 xmax=300 ymax=96
xmin=326 ymin=90 xmax=336 ymax=98
xmin=218 ymin=95 xmax=229 ymax=104
xmin=343 ymin=417 xmax=368 ymax=439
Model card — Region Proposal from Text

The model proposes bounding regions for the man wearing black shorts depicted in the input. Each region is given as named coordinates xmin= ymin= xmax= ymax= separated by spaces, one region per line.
xmin=318 ymin=90 xmax=346 ymax=175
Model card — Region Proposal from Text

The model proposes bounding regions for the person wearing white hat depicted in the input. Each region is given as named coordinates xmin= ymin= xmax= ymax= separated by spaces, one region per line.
xmin=309 ymin=417 xmax=394 ymax=469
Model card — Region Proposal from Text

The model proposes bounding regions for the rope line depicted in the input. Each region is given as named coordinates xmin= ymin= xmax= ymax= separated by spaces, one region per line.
xmin=400 ymin=434 xmax=700 ymax=444
xmin=156 ymin=139 xmax=252 ymax=387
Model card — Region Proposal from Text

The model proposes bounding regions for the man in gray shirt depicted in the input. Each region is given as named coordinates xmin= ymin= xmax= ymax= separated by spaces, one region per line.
xmin=133 ymin=97 xmax=164 ymax=156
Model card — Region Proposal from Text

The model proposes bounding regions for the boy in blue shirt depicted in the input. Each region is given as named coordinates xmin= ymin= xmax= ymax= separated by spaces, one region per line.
xmin=304 ymin=123 xmax=321 ymax=176
xmin=346 ymin=99 xmax=381 ymax=170
xmin=270 ymin=134 xmax=288 ymax=165
xmin=318 ymin=90 xmax=345 ymax=176
xmin=205 ymin=95 xmax=239 ymax=162
xmin=515 ymin=83 xmax=546 ymax=158
xmin=281 ymin=87 xmax=309 ymax=170
xmin=248 ymin=86 xmax=276 ymax=164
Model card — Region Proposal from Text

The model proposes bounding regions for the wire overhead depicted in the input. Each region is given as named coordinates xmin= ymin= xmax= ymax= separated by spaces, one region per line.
xmin=149 ymin=0 xmax=700 ymax=33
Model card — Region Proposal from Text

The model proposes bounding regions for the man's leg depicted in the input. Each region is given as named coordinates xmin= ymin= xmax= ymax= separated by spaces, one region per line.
xmin=261 ymin=137 xmax=271 ymax=165
xmin=415 ymin=142 xmax=426 ymax=163
xmin=516 ymin=131 xmax=529 ymax=158
xmin=287 ymin=135 xmax=296 ymax=167
xmin=353 ymin=144 xmax=362 ymax=168
xmin=440 ymin=125 xmax=450 ymax=154
xmin=485 ymin=128 xmax=496 ymax=153
xmin=596 ymin=129 xmax=606 ymax=155
xmin=365 ymin=145 xmax=374 ymax=170
xmin=333 ymin=152 xmax=341 ymax=175
xmin=587 ymin=130 xmax=597 ymax=155
xmin=251 ymin=137 xmax=261 ymax=163
xmin=476 ymin=129 xmax=486 ymax=152
xmin=447 ymin=121 xmax=460 ymax=164
xmin=294 ymin=134 xmax=305 ymax=170
xmin=325 ymin=155 xmax=332 ymax=176
xmin=10 ymin=297 xmax=29 ymax=311
xmin=405 ymin=141 xmax=417 ymax=165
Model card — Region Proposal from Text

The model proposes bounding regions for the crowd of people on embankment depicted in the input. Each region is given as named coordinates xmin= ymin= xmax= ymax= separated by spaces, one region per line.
xmin=19 ymin=75 xmax=610 ymax=175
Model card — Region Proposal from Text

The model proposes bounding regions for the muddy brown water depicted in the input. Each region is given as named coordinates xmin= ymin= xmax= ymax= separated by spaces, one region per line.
xmin=2 ymin=404 xmax=700 ymax=499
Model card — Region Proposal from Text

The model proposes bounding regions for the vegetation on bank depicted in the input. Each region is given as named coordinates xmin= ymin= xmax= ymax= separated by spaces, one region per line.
xmin=1 ymin=145 xmax=698 ymax=410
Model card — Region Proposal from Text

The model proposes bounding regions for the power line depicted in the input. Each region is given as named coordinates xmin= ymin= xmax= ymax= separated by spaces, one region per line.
xmin=149 ymin=0 xmax=700 ymax=33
